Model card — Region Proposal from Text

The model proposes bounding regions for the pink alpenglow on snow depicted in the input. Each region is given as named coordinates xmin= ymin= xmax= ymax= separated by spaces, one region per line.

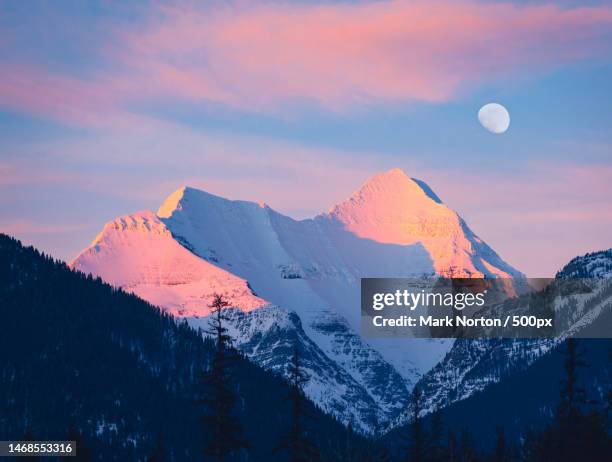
xmin=69 ymin=169 xmax=526 ymax=430
xmin=71 ymin=211 xmax=267 ymax=317
xmin=327 ymin=169 xmax=519 ymax=278
xmin=73 ymin=169 xmax=523 ymax=322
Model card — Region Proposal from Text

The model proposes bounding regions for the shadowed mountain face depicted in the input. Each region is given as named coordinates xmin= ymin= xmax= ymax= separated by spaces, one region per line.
xmin=389 ymin=248 xmax=612 ymax=432
xmin=71 ymin=168 xmax=524 ymax=432
xmin=383 ymin=337 xmax=612 ymax=456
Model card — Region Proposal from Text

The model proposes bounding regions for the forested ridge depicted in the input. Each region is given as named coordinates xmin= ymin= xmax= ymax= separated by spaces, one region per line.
xmin=0 ymin=234 xmax=371 ymax=461
xmin=1 ymin=233 xmax=610 ymax=461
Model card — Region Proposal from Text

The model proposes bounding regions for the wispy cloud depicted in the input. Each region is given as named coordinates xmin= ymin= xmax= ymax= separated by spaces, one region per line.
xmin=0 ymin=218 xmax=90 ymax=236
xmin=126 ymin=0 xmax=612 ymax=110
xmin=1 ymin=1 xmax=611 ymax=126
xmin=1 ymin=1 xmax=610 ymax=275
xmin=0 ymin=127 xmax=382 ymax=215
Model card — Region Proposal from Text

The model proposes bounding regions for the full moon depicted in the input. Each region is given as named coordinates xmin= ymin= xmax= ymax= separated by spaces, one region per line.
xmin=478 ymin=103 xmax=510 ymax=134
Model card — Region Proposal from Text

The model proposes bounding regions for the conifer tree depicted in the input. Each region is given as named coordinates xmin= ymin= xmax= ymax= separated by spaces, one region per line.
xmin=492 ymin=427 xmax=507 ymax=462
xmin=606 ymin=346 xmax=612 ymax=432
xmin=0 ymin=235 xmax=384 ymax=461
xmin=523 ymin=339 xmax=611 ymax=462
xmin=518 ymin=428 xmax=536 ymax=462
xmin=276 ymin=345 xmax=319 ymax=462
xmin=200 ymin=294 xmax=248 ymax=462
xmin=447 ymin=431 xmax=458 ymax=462
xmin=556 ymin=338 xmax=587 ymax=424
xmin=459 ymin=429 xmax=478 ymax=462
xmin=370 ymin=416 xmax=391 ymax=462
xmin=552 ymin=339 xmax=609 ymax=461
xmin=429 ymin=410 xmax=445 ymax=462
xmin=405 ymin=386 xmax=426 ymax=462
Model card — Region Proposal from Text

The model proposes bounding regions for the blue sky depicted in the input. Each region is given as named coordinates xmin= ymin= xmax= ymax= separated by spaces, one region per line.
xmin=1 ymin=0 xmax=611 ymax=276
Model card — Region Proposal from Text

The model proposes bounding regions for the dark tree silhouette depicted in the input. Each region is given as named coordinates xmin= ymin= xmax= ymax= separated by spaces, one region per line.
xmin=556 ymin=338 xmax=587 ymax=423
xmin=607 ymin=346 xmax=612 ymax=432
xmin=343 ymin=421 xmax=357 ymax=462
xmin=200 ymin=293 xmax=249 ymax=462
xmin=276 ymin=345 xmax=320 ymax=462
xmin=522 ymin=339 xmax=611 ymax=462
xmin=429 ymin=410 xmax=445 ymax=462
xmin=374 ymin=446 xmax=392 ymax=462
xmin=147 ymin=433 xmax=164 ymax=462
xmin=447 ymin=431 xmax=458 ymax=462
xmin=405 ymin=386 xmax=426 ymax=462
xmin=63 ymin=427 xmax=91 ymax=462
xmin=459 ymin=429 xmax=479 ymax=462
xmin=368 ymin=416 xmax=391 ymax=462
xmin=207 ymin=294 xmax=233 ymax=351
xmin=0 ymin=235 xmax=374 ymax=461
xmin=492 ymin=427 xmax=507 ymax=462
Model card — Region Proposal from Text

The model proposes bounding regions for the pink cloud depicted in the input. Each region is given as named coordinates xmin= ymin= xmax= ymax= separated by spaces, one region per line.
xmin=1 ymin=1 xmax=612 ymax=124
xmin=0 ymin=218 xmax=90 ymax=236
xmin=118 ymin=0 xmax=612 ymax=110
xmin=0 ymin=63 xmax=167 ymax=129
xmin=1 ymin=65 xmax=113 ymax=126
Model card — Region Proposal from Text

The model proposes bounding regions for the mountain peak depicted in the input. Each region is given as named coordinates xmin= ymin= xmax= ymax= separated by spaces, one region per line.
xmin=380 ymin=167 xmax=409 ymax=178
xmin=328 ymin=169 xmax=449 ymax=232
xmin=363 ymin=167 xmax=411 ymax=186
xmin=157 ymin=185 xmax=230 ymax=219
xmin=153 ymin=170 xmax=519 ymax=280
xmin=324 ymin=169 xmax=521 ymax=278
xmin=157 ymin=186 xmax=188 ymax=218
xmin=341 ymin=168 xmax=444 ymax=208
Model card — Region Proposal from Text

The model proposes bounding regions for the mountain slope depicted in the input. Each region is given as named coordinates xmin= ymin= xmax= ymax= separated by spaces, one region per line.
xmin=189 ymin=307 xmax=386 ymax=426
xmin=72 ymin=169 xmax=525 ymax=431
xmin=383 ymin=338 xmax=612 ymax=455
xmin=155 ymin=169 xmax=523 ymax=363
xmin=71 ymin=211 xmax=396 ymax=431
xmin=0 ymin=234 xmax=373 ymax=461
xmin=72 ymin=210 xmax=266 ymax=316
xmin=556 ymin=248 xmax=612 ymax=278
xmin=396 ymin=249 xmax=612 ymax=430
xmin=325 ymin=169 xmax=521 ymax=279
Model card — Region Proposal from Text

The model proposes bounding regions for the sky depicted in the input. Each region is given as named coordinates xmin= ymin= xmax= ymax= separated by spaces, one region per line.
xmin=1 ymin=0 xmax=611 ymax=277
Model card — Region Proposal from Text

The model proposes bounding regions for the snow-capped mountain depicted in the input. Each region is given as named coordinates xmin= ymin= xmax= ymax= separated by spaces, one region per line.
xmin=398 ymin=249 xmax=612 ymax=429
xmin=72 ymin=210 xmax=409 ymax=430
xmin=72 ymin=168 xmax=524 ymax=432
xmin=325 ymin=169 xmax=521 ymax=279
xmin=189 ymin=306 xmax=389 ymax=427
xmin=73 ymin=211 xmax=267 ymax=317
xmin=154 ymin=169 xmax=524 ymax=377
